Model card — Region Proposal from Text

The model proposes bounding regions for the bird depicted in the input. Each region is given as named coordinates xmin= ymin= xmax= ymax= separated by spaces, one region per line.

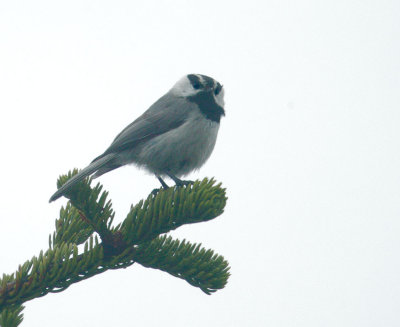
xmin=49 ymin=73 xmax=225 ymax=202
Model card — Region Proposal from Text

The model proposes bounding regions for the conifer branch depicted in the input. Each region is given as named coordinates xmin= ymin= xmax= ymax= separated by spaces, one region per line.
xmin=135 ymin=235 xmax=230 ymax=294
xmin=0 ymin=171 xmax=230 ymax=325
xmin=0 ymin=304 xmax=24 ymax=327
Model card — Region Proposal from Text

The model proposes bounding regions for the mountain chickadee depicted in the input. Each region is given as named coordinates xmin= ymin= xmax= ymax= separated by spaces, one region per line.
xmin=49 ymin=74 xmax=225 ymax=202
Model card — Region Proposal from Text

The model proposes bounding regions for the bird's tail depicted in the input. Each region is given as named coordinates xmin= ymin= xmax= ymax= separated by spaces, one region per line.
xmin=49 ymin=154 xmax=116 ymax=202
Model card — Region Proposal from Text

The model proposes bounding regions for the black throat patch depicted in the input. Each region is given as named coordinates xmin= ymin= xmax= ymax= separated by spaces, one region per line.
xmin=188 ymin=91 xmax=225 ymax=123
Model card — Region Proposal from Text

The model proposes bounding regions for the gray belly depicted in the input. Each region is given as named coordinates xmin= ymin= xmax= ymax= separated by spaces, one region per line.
xmin=134 ymin=116 xmax=220 ymax=176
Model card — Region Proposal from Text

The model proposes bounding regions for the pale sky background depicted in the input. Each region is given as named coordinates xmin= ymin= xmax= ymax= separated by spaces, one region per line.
xmin=0 ymin=1 xmax=399 ymax=326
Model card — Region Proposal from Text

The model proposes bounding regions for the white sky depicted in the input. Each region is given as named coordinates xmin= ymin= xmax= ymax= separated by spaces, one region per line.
xmin=1 ymin=1 xmax=399 ymax=326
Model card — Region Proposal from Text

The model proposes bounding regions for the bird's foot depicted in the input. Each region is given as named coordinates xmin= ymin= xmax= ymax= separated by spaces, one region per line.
xmin=175 ymin=179 xmax=194 ymax=187
xmin=151 ymin=187 xmax=162 ymax=196
xmin=154 ymin=173 xmax=194 ymax=193
xmin=165 ymin=172 xmax=194 ymax=187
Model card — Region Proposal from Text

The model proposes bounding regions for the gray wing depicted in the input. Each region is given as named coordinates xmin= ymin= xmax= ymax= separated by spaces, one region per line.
xmin=92 ymin=93 xmax=190 ymax=161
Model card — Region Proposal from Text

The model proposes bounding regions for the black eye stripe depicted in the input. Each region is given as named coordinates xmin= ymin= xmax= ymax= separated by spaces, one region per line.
xmin=187 ymin=74 xmax=222 ymax=94
xmin=214 ymin=83 xmax=222 ymax=95
xmin=200 ymin=75 xmax=215 ymax=88
xmin=187 ymin=74 xmax=202 ymax=89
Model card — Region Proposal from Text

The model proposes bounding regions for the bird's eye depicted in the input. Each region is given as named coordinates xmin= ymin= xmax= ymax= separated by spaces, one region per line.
xmin=214 ymin=84 xmax=223 ymax=95
xmin=192 ymin=83 xmax=201 ymax=90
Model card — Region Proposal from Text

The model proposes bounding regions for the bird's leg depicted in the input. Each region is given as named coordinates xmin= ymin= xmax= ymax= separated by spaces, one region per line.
xmin=166 ymin=173 xmax=193 ymax=187
xmin=151 ymin=174 xmax=170 ymax=196
xmin=156 ymin=174 xmax=169 ymax=189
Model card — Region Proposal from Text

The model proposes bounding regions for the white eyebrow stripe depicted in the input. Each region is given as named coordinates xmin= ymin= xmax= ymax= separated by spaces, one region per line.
xmin=197 ymin=74 xmax=204 ymax=86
